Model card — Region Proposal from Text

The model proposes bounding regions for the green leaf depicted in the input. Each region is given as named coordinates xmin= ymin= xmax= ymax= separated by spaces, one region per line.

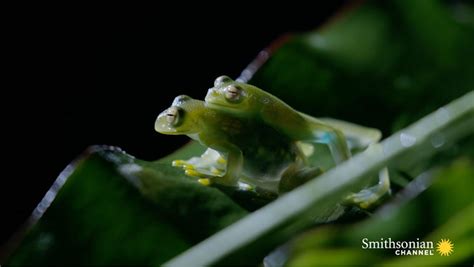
xmin=6 ymin=147 xmax=247 ymax=265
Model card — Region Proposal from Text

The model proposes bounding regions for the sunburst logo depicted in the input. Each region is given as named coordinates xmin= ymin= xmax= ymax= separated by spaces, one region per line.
xmin=436 ymin=239 xmax=454 ymax=256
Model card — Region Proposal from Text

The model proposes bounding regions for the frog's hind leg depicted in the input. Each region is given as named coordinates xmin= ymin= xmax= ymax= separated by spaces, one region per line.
xmin=318 ymin=117 xmax=382 ymax=151
xmin=297 ymin=114 xmax=352 ymax=164
xmin=345 ymin=167 xmax=391 ymax=209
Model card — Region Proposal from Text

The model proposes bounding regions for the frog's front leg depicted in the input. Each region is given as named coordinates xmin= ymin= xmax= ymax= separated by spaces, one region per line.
xmin=210 ymin=143 xmax=242 ymax=187
xmin=193 ymin=149 xmax=242 ymax=187
xmin=175 ymin=144 xmax=242 ymax=187
xmin=172 ymin=148 xmax=226 ymax=176
xmin=345 ymin=167 xmax=391 ymax=209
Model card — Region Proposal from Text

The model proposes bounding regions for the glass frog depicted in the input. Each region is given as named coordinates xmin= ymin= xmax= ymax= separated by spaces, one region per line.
xmin=203 ymin=75 xmax=390 ymax=208
xmin=155 ymin=95 xmax=325 ymax=193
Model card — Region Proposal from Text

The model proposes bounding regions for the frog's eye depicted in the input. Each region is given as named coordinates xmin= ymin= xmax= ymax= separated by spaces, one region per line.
xmin=165 ymin=106 xmax=183 ymax=126
xmin=224 ymin=85 xmax=242 ymax=102
xmin=172 ymin=95 xmax=191 ymax=106
xmin=214 ymin=75 xmax=233 ymax=87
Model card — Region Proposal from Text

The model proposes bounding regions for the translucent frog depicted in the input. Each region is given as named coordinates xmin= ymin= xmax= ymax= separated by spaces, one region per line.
xmin=203 ymin=75 xmax=391 ymax=208
xmin=155 ymin=95 xmax=323 ymax=193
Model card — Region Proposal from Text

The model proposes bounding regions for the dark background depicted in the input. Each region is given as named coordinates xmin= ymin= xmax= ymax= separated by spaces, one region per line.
xmin=3 ymin=2 xmax=348 ymax=245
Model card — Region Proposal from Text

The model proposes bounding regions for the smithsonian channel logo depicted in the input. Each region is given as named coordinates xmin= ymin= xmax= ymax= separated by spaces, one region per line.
xmin=362 ymin=237 xmax=454 ymax=256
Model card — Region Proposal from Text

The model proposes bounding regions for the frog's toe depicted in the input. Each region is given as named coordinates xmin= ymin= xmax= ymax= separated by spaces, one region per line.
xmin=217 ymin=157 xmax=227 ymax=165
xmin=345 ymin=168 xmax=391 ymax=209
xmin=345 ymin=188 xmax=387 ymax=209
xmin=238 ymin=181 xmax=254 ymax=191
xmin=198 ymin=178 xmax=212 ymax=186
xmin=211 ymin=166 xmax=225 ymax=175
xmin=184 ymin=169 xmax=209 ymax=178
xmin=345 ymin=190 xmax=377 ymax=209
xmin=172 ymin=160 xmax=194 ymax=169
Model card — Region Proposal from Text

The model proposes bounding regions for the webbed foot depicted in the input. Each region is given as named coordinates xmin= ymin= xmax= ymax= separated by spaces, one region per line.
xmin=172 ymin=158 xmax=238 ymax=188
xmin=345 ymin=167 xmax=390 ymax=209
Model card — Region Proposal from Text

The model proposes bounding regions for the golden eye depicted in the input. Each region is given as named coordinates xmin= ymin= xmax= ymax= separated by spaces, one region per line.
xmin=166 ymin=106 xmax=180 ymax=125
xmin=214 ymin=75 xmax=232 ymax=87
xmin=224 ymin=85 xmax=242 ymax=102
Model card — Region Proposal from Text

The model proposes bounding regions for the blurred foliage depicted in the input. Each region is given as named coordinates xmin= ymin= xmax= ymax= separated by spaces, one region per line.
xmin=250 ymin=0 xmax=474 ymax=134
xmin=285 ymin=158 xmax=474 ymax=266
xmin=5 ymin=0 xmax=474 ymax=266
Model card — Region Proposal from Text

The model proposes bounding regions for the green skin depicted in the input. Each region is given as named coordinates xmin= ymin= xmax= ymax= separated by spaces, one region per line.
xmin=155 ymin=95 xmax=322 ymax=193
xmin=206 ymin=76 xmax=365 ymax=162
xmin=204 ymin=76 xmax=390 ymax=208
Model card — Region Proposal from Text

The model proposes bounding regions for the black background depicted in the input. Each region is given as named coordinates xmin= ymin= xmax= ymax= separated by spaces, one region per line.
xmin=3 ymin=2 xmax=348 ymax=246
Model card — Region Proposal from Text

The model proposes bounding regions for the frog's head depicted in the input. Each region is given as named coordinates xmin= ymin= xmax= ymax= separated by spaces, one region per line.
xmin=205 ymin=75 xmax=259 ymax=114
xmin=155 ymin=95 xmax=202 ymax=135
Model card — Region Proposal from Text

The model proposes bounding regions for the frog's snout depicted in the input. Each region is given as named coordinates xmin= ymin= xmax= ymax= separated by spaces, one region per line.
xmin=155 ymin=110 xmax=177 ymax=134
